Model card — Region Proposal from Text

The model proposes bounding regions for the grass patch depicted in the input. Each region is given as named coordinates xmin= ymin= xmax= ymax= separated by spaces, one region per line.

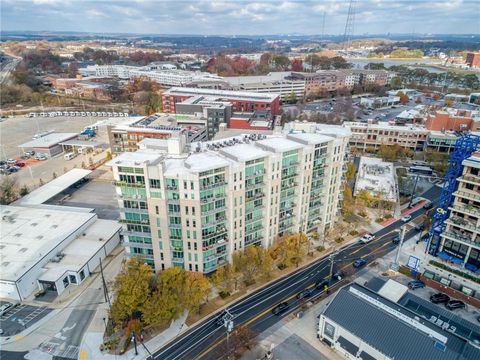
xmin=429 ymin=260 xmax=480 ymax=284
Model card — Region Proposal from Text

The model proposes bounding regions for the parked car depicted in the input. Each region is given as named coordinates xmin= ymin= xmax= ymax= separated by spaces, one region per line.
xmin=353 ymin=259 xmax=367 ymax=268
xmin=272 ymin=302 xmax=290 ymax=315
xmin=401 ymin=215 xmax=412 ymax=223
xmin=359 ymin=233 xmax=375 ymax=244
xmin=332 ymin=271 xmax=344 ymax=281
xmin=430 ymin=293 xmax=450 ymax=304
xmin=6 ymin=159 xmax=16 ymax=164
xmin=408 ymin=280 xmax=425 ymax=290
xmin=296 ymin=288 xmax=314 ymax=299
xmin=0 ymin=303 xmax=13 ymax=316
xmin=16 ymin=162 xmax=25 ymax=167
xmin=445 ymin=300 xmax=465 ymax=310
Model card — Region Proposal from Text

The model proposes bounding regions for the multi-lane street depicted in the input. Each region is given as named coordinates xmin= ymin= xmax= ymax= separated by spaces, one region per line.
xmin=152 ymin=187 xmax=440 ymax=360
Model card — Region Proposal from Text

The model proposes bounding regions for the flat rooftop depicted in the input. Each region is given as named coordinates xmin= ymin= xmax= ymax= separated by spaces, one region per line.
xmin=219 ymin=143 xmax=270 ymax=162
xmin=164 ymin=87 xmax=279 ymax=102
xmin=0 ymin=205 xmax=96 ymax=282
xmin=344 ymin=121 xmax=428 ymax=133
xmin=256 ymin=136 xmax=303 ymax=153
xmin=107 ymin=151 xmax=162 ymax=167
xmin=286 ymin=132 xmax=333 ymax=145
xmin=224 ymin=72 xmax=292 ymax=85
xmin=18 ymin=133 xmax=78 ymax=149
xmin=39 ymin=219 xmax=121 ymax=282
xmin=355 ymin=156 xmax=396 ymax=201
xmin=16 ymin=169 xmax=92 ymax=206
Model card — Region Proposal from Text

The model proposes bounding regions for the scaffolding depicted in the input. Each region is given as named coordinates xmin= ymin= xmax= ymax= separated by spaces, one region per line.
xmin=427 ymin=134 xmax=480 ymax=255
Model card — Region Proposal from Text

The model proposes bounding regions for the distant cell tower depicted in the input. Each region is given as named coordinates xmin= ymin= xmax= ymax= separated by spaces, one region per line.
xmin=343 ymin=0 xmax=357 ymax=51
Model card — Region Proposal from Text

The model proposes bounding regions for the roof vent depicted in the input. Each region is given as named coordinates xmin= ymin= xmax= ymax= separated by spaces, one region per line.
xmin=19 ymin=248 xmax=28 ymax=253
xmin=15 ymin=233 xmax=22 ymax=237
xmin=31 ymin=222 xmax=38 ymax=227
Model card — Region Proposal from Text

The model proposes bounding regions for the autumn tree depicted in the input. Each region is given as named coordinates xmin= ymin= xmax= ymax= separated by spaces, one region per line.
xmin=110 ymin=257 xmax=153 ymax=326
xmin=219 ymin=325 xmax=258 ymax=359
xmin=211 ymin=264 xmax=235 ymax=294
xmin=184 ymin=271 xmax=212 ymax=314
xmin=345 ymin=161 xmax=356 ymax=182
xmin=271 ymin=233 xmax=309 ymax=268
xmin=232 ymin=246 xmax=273 ymax=286
xmin=397 ymin=91 xmax=410 ymax=105
xmin=290 ymin=58 xmax=303 ymax=72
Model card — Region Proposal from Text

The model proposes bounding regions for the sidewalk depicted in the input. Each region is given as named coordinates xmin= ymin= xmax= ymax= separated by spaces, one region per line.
xmin=79 ymin=312 xmax=188 ymax=360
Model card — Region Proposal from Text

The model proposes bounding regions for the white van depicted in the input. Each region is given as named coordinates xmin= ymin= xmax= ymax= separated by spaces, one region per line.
xmin=64 ymin=152 xmax=77 ymax=161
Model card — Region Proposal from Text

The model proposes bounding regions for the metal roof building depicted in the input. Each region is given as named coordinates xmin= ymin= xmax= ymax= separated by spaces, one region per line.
xmin=318 ymin=282 xmax=480 ymax=360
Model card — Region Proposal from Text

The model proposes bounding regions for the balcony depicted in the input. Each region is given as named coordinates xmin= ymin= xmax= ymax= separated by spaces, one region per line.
xmin=119 ymin=218 xmax=150 ymax=225
xmin=246 ymin=224 xmax=263 ymax=233
xmin=245 ymin=215 xmax=262 ymax=225
xmin=442 ymin=231 xmax=479 ymax=248
xmin=246 ymin=192 xmax=265 ymax=201
xmin=446 ymin=216 xmax=479 ymax=233
xmin=281 ymin=171 xmax=298 ymax=181
xmin=200 ymin=181 xmax=227 ymax=191
xmin=203 ymin=227 xmax=227 ymax=240
xmin=123 ymin=241 xmax=152 ymax=249
xmin=451 ymin=204 xmax=480 ymax=218
xmin=246 ymin=169 xmax=265 ymax=179
xmin=166 ymin=185 xmax=178 ymax=191
xmin=114 ymin=181 xmax=145 ymax=188
xmin=454 ymin=190 xmax=480 ymax=202
xmin=202 ymin=217 xmax=226 ymax=229
xmin=121 ymin=229 xmax=152 ymax=237
xmin=246 ymin=181 xmax=264 ymax=190
xmin=201 ymin=193 xmax=226 ymax=203
xmin=120 ymin=207 xmax=148 ymax=214
xmin=172 ymin=257 xmax=184 ymax=263
xmin=460 ymin=174 xmax=480 ymax=186
xmin=201 ymin=205 xmax=226 ymax=216
xmin=309 ymin=201 xmax=322 ymax=209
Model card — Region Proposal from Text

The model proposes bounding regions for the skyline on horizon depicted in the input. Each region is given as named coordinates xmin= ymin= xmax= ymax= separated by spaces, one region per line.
xmin=1 ymin=0 xmax=479 ymax=36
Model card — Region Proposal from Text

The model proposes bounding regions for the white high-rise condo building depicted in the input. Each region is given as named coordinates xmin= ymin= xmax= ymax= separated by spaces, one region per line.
xmin=109 ymin=127 xmax=350 ymax=273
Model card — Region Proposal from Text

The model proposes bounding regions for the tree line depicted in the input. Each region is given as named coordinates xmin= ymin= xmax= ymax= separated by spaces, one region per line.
xmin=110 ymin=233 xmax=312 ymax=332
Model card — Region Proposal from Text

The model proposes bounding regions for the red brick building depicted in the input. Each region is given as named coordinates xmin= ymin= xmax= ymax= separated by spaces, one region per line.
xmin=425 ymin=110 xmax=480 ymax=131
xmin=466 ymin=52 xmax=480 ymax=68
xmin=162 ymin=87 xmax=280 ymax=117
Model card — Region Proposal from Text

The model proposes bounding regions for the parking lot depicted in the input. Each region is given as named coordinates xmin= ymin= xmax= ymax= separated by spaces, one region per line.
xmin=0 ymin=303 xmax=52 ymax=338
xmin=46 ymin=177 xmax=119 ymax=220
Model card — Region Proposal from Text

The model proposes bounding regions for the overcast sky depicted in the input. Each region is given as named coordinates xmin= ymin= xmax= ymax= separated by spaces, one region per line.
xmin=1 ymin=0 xmax=479 ymax=35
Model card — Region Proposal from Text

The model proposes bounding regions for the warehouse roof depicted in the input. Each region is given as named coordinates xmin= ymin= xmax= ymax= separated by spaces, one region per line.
xmin=18 ymin=133 xmax=78 ymax=149
xmin=322 ymin=283 xmax=479 ymax=360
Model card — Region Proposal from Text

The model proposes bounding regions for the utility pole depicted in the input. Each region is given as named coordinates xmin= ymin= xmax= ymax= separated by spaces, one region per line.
xmin=221 ymin=309 xmax=234 ymax=359
xmin=408 ymin=174 xmax=420 ymax=208
xmin=391 ymin=226 xmax=406 ymax=271
xmin=328 ymin=252 xmax=336 ymax=282
xmin=99 ymin=257 xmax=111 ymax=308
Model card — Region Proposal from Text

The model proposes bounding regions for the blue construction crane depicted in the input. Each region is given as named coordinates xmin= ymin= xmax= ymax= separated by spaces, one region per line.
xmin=426 ymin=133 xmax=480 ymax=255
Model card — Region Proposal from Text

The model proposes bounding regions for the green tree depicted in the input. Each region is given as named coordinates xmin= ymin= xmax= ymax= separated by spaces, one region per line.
xmin=390 ymin=76 xmax=402 ymax=89
xmin=19 ymin=184 xmax=29 ymax=196
xmin=110 ymin=257 xmax=153 ymax=325
xmin=0 ymin=176 xmax=18 ymax=204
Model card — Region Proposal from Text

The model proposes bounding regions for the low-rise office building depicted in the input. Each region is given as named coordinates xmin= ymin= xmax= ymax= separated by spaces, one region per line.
xmin=426 ymin=109 xmax=480 ymax=132
xmin=360 ymin=96 xmax=400 ymax=109
xmin=344 ymin=121 xmax=429 ymax=152
xmin=162 ymin=87 xmax=281 ymax=117
xmin=107 ymin=114 xmax=208 ymax=154
xmin=426 ymin=131 xmax=459 ymax=153
xmin=109 ymin=129 xmax=350 ymax=273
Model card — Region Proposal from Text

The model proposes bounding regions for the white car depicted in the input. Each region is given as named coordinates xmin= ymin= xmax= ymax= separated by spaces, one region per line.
xmin=401 ymin=215 xmax=412 ymax=223
xmin=360 ymin=233 xmax=375 ymax=244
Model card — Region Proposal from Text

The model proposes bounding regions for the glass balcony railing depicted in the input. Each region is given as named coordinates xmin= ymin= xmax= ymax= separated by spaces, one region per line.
xmin=120 ymin=207 xmax=148 ymax=214
xmin=119 ymin=218 xmax=150 ymax=225
xmin=114 ymin=181 xmax=145 ymax=188
xmin=246 ymin=192 xmax=265 ymax=201
xmin=245 ymin=181 xmax=264 ymax=190
xmin=245 ymin=169 xmax=265 ymax=179
xmin=200 ymin=181 xmax=227 ymax=191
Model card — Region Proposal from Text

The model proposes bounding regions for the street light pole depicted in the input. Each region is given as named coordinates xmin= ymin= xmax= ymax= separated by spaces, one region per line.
xmin=132 ymin=331 xmax=138 ymax=356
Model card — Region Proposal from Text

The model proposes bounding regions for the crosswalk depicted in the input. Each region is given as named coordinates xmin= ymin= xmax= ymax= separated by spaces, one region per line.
xmin=38 ymin=340 xmax=80 ymax=359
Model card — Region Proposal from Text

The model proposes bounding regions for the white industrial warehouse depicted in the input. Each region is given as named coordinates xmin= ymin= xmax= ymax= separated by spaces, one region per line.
xmin=0 ymin=204 xmax=121 ymax=301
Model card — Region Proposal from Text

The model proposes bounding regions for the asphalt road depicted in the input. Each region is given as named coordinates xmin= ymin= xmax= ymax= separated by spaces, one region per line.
xmin=152 ymin=195 xmax=438 ymax=360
